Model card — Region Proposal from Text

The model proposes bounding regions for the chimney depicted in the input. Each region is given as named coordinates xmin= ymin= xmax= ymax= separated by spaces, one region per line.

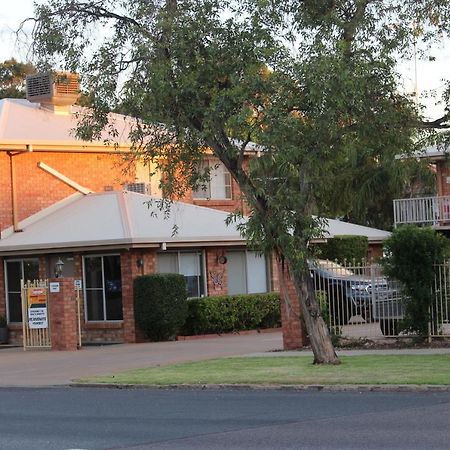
xmin=26 ymin=72 xmax=80 ymax=115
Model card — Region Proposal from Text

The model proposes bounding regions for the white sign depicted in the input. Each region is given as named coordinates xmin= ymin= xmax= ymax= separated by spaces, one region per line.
xmin=28 ymin=307 xmax=48 ymax=329
xmin=74 ymin=279 xmax=82 ymax=289
xmin=49 ymin=282 xmax=60 ymax=293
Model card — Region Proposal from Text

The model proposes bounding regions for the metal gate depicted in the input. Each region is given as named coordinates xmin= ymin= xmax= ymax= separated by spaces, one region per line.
xmin=21 ymin=279 xmax=51 ymax=350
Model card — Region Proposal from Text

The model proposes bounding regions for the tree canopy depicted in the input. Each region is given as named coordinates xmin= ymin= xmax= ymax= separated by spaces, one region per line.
xmin=29 ymin=0 xmax=450 ymax=363
xmin=0 ymin=59 xmax=36 ymax=99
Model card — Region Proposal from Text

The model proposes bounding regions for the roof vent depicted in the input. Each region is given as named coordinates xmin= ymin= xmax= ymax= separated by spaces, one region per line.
xmin=26 ymin=72 xmax=80 ymax=114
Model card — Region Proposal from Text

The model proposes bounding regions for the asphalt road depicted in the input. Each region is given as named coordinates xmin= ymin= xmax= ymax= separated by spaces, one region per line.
xmin=1 ymin=387 xmax=450 ymax=449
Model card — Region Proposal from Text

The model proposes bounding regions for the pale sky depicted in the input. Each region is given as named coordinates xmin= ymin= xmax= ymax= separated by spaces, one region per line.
xmin=1 ymin=0 xmax=449 ymax=120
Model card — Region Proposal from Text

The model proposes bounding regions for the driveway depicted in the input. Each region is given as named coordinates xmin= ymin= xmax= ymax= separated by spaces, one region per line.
xmin=0 ymin=331 xmax=283 ymax=387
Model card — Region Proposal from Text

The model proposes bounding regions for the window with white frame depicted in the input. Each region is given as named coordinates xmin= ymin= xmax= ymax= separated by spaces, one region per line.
xmin=192 ymin=160 xmax=232 ymax=200
xmin=4 ymin=258 xmax=40 ymax=322
xmin=83 ymin=255 xmax=123 ymax=321
xmin=226 ymin=250 xmax=268 ymax=295
xmin=157 ymin=251 xmax=205 ymax=298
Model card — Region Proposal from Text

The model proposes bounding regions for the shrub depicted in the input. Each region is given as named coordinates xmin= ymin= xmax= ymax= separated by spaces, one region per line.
xmin=181 ymin=292 xmax=281 ymax=335
xmin=0 ymin=315 xmax=6 ymax=328
xmin=321 ymin=235 xmax=369 ymax=264
xmin=134 ymin=274 xmax=188 ymax=341
xmin=382 ymin=225 xmax=448 ymax=336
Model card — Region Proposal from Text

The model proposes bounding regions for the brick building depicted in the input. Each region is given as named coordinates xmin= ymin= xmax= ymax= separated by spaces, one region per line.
xmin=0 ymin=73 xmax=390 ymax=349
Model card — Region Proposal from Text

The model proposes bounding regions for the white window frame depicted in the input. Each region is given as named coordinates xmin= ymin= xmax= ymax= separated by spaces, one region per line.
xmin=82 ymin=254 xmax=123 ymax=322
xmin=156 ymin=250 xmax=207 ymax=298
xmin=192 ymin=159 xmax=232 ymax=200
xmin=4 ymin=257 xmax=40 ymax=323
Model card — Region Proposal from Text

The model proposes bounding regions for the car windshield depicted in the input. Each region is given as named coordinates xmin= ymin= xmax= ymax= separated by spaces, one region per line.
xmin=316 ymin=260 xmax=355 ymax=277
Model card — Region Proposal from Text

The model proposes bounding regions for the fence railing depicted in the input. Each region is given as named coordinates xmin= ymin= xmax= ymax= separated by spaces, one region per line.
xmin=311 ymin=259 xmax=450 ymax=339
xmin=393 ymin=195 xmax=450 ymax=227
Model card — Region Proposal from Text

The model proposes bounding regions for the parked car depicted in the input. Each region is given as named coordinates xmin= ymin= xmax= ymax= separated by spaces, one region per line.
xmin=309 ymin=259 xmax=399 ymax=327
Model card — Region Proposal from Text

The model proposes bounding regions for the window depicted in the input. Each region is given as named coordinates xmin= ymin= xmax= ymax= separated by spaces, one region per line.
xmin=157 ymin=251 xmax=205 ymax=297
xmin=192 ymin=160 xmax=232 ymax=200
xmin=226 ymin=251 xmax=268 ymax=295
xmin=83 ymin=255 xmax=123 ymax=321
xmin=4 ymin=258 xmax=39 ymax=322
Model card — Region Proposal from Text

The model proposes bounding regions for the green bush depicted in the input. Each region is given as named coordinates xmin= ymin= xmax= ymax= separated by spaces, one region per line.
xmin=382 ymin=225 xmax=448 ymax=336
xmin=0 ymin=315 xmax=6 ymax=328
xmin=181 ymin=292 xmax=281 ymax=335
xmin=134 ymin=274 xmax=188 ymax=341
xmin=321 ymin=235 xmax=369 ymax=264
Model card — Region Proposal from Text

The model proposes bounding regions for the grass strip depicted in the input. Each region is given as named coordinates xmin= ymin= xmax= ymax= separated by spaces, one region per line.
xmin=78 ymin=354 xmax=450 ymax=386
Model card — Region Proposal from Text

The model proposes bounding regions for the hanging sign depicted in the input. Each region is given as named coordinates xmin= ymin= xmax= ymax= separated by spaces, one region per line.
xmin=28 ymin=288 xmax=48 ymax=329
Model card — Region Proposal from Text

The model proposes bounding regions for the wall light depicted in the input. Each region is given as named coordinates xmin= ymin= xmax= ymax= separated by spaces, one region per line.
xmin=54 ymin=257 xmax=64 ymax=278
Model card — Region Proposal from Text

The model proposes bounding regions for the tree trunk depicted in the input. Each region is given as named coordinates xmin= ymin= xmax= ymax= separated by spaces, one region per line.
xmin=290 ymin=264 xmax=340 ymax=365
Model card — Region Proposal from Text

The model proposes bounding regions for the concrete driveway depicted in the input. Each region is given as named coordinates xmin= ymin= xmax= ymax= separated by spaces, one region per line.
xmin=0 ymin=331 xmax=283 ymax=387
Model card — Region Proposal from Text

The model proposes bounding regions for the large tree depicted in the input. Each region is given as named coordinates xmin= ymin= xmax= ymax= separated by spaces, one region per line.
xmin=0 ymin=59 xmax=36 ymax=99
xmin=29 ymin=0 xmax=449 ymax=364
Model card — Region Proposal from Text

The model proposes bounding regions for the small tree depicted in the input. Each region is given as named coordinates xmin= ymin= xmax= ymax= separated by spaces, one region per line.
xmin=134 ymin=274 xmax=188 ymax=341
xmin=321 ymin=236 xmax=369 ymax=265
xmin=382 ymin=225 xmax=448 ymax=336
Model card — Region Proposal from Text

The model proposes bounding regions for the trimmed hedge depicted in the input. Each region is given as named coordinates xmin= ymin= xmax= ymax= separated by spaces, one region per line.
xmin=321 ymin=235 xmax=369 ymax=264
xmin=180 ymin=292 xmax=281 ymax=336
xmin=134 ymin=273 xmax=188 ymax=341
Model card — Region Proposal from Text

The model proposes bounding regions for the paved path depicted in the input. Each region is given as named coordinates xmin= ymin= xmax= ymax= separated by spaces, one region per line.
xmin=0 ymin=331 xmax=283 ymax=387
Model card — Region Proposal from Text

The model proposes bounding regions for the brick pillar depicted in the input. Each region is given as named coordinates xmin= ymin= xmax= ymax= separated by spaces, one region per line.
xmin=48 ymin=277 xmax=78 ymax=351
xmin=277 ymin=260 xmax=307 ymax=350
xmin=206 ymin=248 xmax=228 ymax=295
xmin=120 ymin=250 xmax=143 ymax=343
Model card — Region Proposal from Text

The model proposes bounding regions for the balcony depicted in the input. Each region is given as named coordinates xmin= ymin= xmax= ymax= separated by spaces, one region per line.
xmin=393 ymin=196 xmax=450 ymax=228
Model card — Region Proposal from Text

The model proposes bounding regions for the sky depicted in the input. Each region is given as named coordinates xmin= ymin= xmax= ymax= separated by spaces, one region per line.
xmin=1 ymin=0 xmax=449 ymax=120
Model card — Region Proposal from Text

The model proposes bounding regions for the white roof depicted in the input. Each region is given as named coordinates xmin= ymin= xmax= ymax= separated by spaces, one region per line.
xmin=321 ymin=218 xmax=390 ymax=242
xmin=0 ymin=98 xmax=133 ymax=149
xmin=0 ymin=190 xmax=389 ymax=255
xmin=0 ymin=191 xmax=247 ymax=254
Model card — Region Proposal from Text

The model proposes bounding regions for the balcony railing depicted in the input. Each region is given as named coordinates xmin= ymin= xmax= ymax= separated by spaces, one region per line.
xmin=393 ymin=196 xmax=450 ymax=227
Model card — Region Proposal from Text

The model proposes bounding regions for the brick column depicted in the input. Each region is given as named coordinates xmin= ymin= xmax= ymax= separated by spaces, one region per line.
xmin=48 ymin=277 xmax=78 ymax=351
xmin=277 ymin=261 xmax=307 ymax=350
xmin=206 ymin=248 xmax=228 ymax=296
xmin=120 ymin=250 xmax=143 ymax=343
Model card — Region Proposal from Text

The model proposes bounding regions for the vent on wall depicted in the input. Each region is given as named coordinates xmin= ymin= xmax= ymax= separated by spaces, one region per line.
xmin=26 ymin=72 xmax=80 ymax=111
xmin=123 ymin=183 xmax=150 ymax=195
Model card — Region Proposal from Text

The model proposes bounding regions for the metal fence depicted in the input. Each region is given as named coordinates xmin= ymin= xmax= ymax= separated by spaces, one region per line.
xmin=310 ymin=259 xmax=450 ymax=339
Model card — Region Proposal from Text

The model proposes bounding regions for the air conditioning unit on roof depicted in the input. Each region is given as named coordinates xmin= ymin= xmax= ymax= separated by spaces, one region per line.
xmin=26 ymin=72 xmax=80 ymax=108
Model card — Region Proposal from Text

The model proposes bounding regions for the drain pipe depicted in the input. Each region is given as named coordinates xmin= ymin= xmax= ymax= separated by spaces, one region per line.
xmin=7 ymin=145 xmax=33 ymax=233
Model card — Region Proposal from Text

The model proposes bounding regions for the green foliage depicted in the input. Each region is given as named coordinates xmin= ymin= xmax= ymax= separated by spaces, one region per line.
xmin=0 ymin=59 xmax=36 ymax=99
xmin=382 ymin=225 xmax=449 ymax=335
xmin=321 ymin=235 xmax=369 ymax=264
xmin=181 ymin=292 xmax=281 ymax=335
xmin=134 ymin=274 xmax=188 ymax=341
xmin=0 ymin=315 xmax=6 ymax=328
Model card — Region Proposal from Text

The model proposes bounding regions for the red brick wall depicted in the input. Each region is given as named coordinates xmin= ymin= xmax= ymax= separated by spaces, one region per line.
xmin=0 ymin=151 xmax=135 ymax=232
xmin=205 ymin=248 xmax=228 ymax=296
xmin=48 ymin=277 xmax=78 ymax=351
xmin=437 ymin=162 xmax=450 ymax=197
xmin=276 ymin=260 xmax=307 ymax=350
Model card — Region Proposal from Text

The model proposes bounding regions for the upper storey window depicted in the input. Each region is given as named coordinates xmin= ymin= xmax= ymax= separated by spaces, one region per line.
xmin=192 ymin=160 xmax=232 ymax=200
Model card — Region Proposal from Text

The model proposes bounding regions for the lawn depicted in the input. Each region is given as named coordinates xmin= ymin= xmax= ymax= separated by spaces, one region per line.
xmin=79 ymin=354 xmax=450 ymax=386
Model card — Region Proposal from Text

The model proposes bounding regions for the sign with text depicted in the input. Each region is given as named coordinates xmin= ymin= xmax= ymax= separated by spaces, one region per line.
xmin=49 ymin=282 xmax=60 ymax=293
xmin=27 ymin=287 xmax=48 ymax=329
xmin=28 ymin=307 xmax=48 ymax=329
